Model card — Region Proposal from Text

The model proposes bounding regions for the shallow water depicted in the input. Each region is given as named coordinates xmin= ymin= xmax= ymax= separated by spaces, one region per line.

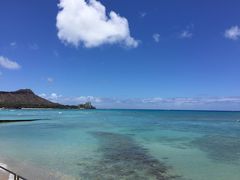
xmin=0 ymin=109 xmax=240 ymax=180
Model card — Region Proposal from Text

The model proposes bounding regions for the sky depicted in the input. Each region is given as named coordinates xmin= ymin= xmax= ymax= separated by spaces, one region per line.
xmin=0 ymin=0 xmax=240 ymax=110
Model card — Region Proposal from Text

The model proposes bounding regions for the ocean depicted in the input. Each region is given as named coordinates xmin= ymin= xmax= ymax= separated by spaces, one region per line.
xmin=0 ymin=109 xmax=240 ymax=180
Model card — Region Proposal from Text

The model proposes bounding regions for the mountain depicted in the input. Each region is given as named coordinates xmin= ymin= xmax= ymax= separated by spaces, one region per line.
xmin=0 ymin=89 xmax=95 ymax=109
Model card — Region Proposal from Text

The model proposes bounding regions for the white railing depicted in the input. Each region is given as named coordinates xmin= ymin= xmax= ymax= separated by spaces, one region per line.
xmin=0 ymin=165 xmax=27 ymax=180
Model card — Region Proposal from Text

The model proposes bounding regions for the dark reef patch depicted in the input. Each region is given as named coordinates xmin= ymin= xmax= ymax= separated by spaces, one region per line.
xmin=0 ymin=119 xmax=45 ymax=123
xmin=191 ymin=135 xmax=240 ymax=164
xmin=79 ymin=131 xmax=179 ymax=179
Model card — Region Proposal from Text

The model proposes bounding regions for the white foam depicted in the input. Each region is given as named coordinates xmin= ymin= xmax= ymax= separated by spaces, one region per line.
xmin=0 ymin=163 xmax=10 ymax=180
xmin=0 ymin=162 xmax=15 ymax=180
xmin=8 ymin=174 xmax=14 ymax=180
xmin=0 ymin=162 xmax=7 ymax=170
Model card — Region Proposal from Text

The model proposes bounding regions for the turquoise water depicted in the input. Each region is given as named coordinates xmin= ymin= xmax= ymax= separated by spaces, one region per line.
xmin=0 ymin=109 xmax=240 ymax=180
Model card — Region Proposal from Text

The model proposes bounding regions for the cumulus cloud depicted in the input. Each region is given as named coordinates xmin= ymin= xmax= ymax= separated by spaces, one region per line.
xmin=39 ymin=93 xmax=102 ymax=104
xmin=56 ymin=0 xmax=138 ymax=48
xmin=0 ymin=56 xmax=21 ymax=70
xmin=39 ymin=93 xmax=62 ymax=102
xmin=38 ymin=93 xmax=240 ymax=110
xmin=50 ymin=93 xmax=62 ymax=100
xmin=141 ymin=97 xmax=240 ymax=105
xmin=153 ymin=33 xmax=160 ymax=42
xmin=225 ymin=26 xmax=240 ymax=40
xmin=39 ymin=93 xmax=47 ymax=98
xmin=74 ymin=96 xmax=103 ymax=103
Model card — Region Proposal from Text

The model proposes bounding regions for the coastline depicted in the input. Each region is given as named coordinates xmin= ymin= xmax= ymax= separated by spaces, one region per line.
xmin=0 ymin=162 xmax=13 ymax=180
xmin=0 ymin=157 xmax=76 ymax=180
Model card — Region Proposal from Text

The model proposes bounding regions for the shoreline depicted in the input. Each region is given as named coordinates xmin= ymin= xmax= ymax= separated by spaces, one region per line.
xmin=0 ymin=157 xmax=76 ymax=180
xmin=0 ymin=162 xmax=13 ymax=180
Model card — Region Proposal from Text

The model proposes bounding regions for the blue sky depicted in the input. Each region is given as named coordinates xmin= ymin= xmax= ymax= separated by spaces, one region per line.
xmin=0 ymin=0 xmax=240 ymax=110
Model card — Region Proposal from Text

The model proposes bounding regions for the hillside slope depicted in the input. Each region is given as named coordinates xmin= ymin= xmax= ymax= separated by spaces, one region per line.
xmin=0 ymin=89 xmax=66 ymax=108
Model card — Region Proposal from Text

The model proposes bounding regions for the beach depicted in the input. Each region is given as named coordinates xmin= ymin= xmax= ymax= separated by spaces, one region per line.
xmin=0 ymin=162 xmax=13 ymax=180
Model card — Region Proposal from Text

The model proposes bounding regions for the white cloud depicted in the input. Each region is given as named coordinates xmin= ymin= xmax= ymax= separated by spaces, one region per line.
xmin=0 ymin=56 xmax=21 ymax=70
xmin=56 ymin=0 xmax=138 ymax=48
xmin=39 ymin=93 xmax=62 ymax=102
xmin=179 ymin=24 xmax=194 ymax=39
xmin=39 ymin=93 xmax=47 ymax=98
xmin=38 ymin=93 xmax=240 ymax=110
xmin=153 ymin=33 xmax=160 ymax=42
xmin=225 ymin=26 xmax=240 ymax=40
xmin=50 ymin=93 xmax=62 ymax=100
xmin=180 ymin=30 xmax=193 ymax=39
xmin=47 ymin=77 xmax=54 ymax=83
xmin=74 ymin=96 xmax=103 ymax=103
xmin=141 ymin=97 xmax=240 ymax=105
xmin=39 ymin=93 xmax=101 ymax=104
